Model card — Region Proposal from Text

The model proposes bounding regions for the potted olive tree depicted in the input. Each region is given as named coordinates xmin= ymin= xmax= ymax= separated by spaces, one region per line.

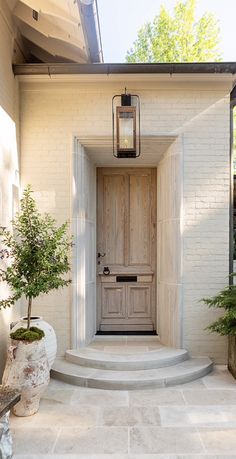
xmin=202 ymin=281 xmax=236 ymax=379
xmin=0 ymin=186 xmax=72 ymax=416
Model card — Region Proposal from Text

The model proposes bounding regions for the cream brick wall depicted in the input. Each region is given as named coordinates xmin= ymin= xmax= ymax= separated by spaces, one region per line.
xmin=181 ymin=93 xmax=230 ymax=362
xmin=20 ymin=79 xmax=232 ymax=362
xmin=0 ymin=0 xmax=21 ymax=378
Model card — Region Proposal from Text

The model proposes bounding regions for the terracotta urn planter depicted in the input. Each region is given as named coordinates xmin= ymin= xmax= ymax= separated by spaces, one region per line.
xmin=228 ymin=335 xmax=236 ymax=379
xmin=11 ymin=317 xmax=57 ymax=369
xmin=2 ymin=339 xmax=49 ymax=417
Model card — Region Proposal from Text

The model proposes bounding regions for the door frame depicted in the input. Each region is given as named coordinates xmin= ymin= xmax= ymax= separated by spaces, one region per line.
xmin=72 ymin=139 xmax=158 ymax=348
xmin=71 ymin=139 xmax=97 ymax=348
xmin=96 ymin=167 xmax=157 ymax=333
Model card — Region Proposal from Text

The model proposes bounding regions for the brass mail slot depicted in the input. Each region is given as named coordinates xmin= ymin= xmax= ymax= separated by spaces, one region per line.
xmin=116 ymin=276 xmax=137 ymax=282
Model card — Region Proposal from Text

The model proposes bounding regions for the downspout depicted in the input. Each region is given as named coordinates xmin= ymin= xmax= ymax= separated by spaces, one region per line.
xmin=77 ymin=0 xmax=103 ymax=63
xmin=229 ymin=83 xmax=236 ymax=280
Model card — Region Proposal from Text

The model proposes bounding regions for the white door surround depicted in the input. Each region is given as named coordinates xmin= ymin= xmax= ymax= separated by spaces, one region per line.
xmin=72 ymin=135 xmax=183 ymax=349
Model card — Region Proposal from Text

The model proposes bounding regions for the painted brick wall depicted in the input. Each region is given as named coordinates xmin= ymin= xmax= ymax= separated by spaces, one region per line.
xmin=0 ymin=0 xmax=21 ymax=379
xmin=181 ymin=93 xmax=230 ymax=362
xmin=20 ymin=79 xmax=231 ymax=362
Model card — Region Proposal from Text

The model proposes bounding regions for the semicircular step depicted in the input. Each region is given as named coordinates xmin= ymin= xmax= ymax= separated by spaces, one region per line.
xmin=51 ymin=357 xmax=213 ymax=390
xmin=65 ymin=347 xmax=189 ymax=370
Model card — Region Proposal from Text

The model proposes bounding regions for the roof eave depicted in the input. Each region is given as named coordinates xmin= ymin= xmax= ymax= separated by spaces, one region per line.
xmin=13 ymin=62 xmax=236 ymax=76
xmin=78 ymin=0 xmax=103 ymax=63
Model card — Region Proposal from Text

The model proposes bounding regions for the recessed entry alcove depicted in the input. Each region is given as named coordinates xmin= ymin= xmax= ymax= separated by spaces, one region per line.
xmin=72 ymin=133 xmax=182 ymax=350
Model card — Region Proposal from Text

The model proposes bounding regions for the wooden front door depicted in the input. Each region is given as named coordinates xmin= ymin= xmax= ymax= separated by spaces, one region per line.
xmin=97 ymin=168 xmax=156 ymax=331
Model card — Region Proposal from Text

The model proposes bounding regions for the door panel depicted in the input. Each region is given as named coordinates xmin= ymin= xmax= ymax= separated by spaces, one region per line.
xmin=128 ymin=285 xmax=151 ymax=318
xmin=129 ymin=173 xmax=150 ymax=266
xmin=102 ymin=285 xmax=126 ymax=318
xmin=103 ymin=174 xmax=126 ymax=266
xmin=97 ymin=168 xmax=156 ymax=331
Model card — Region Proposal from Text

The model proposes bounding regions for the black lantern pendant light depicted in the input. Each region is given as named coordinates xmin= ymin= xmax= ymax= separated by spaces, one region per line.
xmin=112 ymin=89 xmax=140 ymax=158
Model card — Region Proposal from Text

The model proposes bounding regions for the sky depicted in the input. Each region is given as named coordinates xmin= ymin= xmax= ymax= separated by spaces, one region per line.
xmin=97 ymin=0 xmax=236 ymax=62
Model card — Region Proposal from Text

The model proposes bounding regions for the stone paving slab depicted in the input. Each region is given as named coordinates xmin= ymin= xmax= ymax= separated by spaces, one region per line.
xmin=129 ymin=388 xmax=185 ymax=406
xmin=130 ymin=426 xmax=204 ymax=454
xmin=12 ymin=427 xmax=58 ymax=454
xmin=182 ymin=389 xmax=236 ymax=405
xmin=202 ymin=369 xmax=236 ymax=389
xmin=100 ymin=406 xmax=161 ymax=426
xmin=11 ymin=400 xmax=101 ymax=428
xmin=54 ymin=426 xmax=128 ymax=454
xmin=159 ymin=405 xmax=236 ymax=427
xmin=10 ymin=365 xmax=236 ymax=457
xmin=71 ymin=387 xmax=129 ymax=406
xmin=198 ymin=427 xmax=236 ymax=453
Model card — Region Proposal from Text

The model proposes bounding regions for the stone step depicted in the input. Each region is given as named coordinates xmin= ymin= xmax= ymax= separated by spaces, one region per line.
xmin=51 ymin=357 xmax=213 ymax=390
xmin=65 ymin=347 xmax=189 ymax=370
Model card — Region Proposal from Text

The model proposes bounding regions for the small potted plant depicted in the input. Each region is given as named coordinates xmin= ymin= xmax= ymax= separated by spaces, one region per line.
xmin=202 ymin=281 xmax=236 ymax=379
xmin=0 ymin=185 xmax=72 ymax=416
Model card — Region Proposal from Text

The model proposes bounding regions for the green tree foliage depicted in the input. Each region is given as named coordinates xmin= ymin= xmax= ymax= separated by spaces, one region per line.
xmin=126 ymin=0 xmax=222 ymax=63
xmin=0 ymin=186 xmax=72 ymax=330
xmin=202 ymin=283 xmax=236 ymax=336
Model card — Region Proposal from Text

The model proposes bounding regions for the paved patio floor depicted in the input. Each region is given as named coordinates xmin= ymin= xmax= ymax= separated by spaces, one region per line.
xmin=11 ymin=365 xmax=236 ymax=458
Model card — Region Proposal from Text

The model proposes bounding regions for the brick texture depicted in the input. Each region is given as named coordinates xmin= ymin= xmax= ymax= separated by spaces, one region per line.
xmin=20 ymin=80 xmax=231 ymax=362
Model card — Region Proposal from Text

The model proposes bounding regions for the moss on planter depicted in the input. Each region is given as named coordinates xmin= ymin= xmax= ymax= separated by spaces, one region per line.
xmin=228 ymin=335 xmax=236 ymax=379
xmin=10 ymin=327 xmax=45 ymax=342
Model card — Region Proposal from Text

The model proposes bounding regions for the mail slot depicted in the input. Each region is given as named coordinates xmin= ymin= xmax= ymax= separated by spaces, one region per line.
xmin=116 ymin=275 xmax=137 ymax=282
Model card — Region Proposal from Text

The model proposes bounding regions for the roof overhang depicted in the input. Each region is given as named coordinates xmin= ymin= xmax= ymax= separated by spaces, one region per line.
xmin=78 ymin=135 xmax=177 ymax=166
xmin=78 ymin=0 xmax=102 ymax=63
xmin=7 ymin=0 xmax=103 ymax=63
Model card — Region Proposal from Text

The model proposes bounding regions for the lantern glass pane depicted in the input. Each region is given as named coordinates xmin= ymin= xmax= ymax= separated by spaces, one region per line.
xmin=118 ymin=112 xmax=134 ymax=150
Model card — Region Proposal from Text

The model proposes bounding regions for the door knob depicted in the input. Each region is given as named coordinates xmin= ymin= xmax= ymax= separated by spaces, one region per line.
xmin=97 ymin=252 xmax=106 ymax=258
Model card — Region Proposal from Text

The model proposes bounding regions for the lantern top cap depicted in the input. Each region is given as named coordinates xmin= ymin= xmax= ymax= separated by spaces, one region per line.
xmin=121 ymin=93 xmax=131 ymax=107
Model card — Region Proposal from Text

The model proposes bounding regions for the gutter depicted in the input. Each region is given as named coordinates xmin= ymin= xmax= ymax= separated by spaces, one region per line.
xmin=78 ymin=0 xmax=103 ymax=63
xmin=13 ymin=62 xmax=236 ymax=76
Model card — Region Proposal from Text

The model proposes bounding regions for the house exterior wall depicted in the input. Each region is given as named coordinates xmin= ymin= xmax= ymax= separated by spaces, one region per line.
xmin=20 ymin=78 xmax=231 ymax=362
xmin=182 ymin=91 xmax=229 ymax=362
xmin=0 ymin=0 xmax=21 ymax=378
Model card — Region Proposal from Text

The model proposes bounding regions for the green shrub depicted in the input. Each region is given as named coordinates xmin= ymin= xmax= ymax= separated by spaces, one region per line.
xmin=202 ymin=281 xmax=236 ymax=336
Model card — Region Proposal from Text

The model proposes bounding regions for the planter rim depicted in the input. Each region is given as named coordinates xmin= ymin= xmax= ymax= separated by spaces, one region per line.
xmin=20 ymin=316 xmax=43 ymax=321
